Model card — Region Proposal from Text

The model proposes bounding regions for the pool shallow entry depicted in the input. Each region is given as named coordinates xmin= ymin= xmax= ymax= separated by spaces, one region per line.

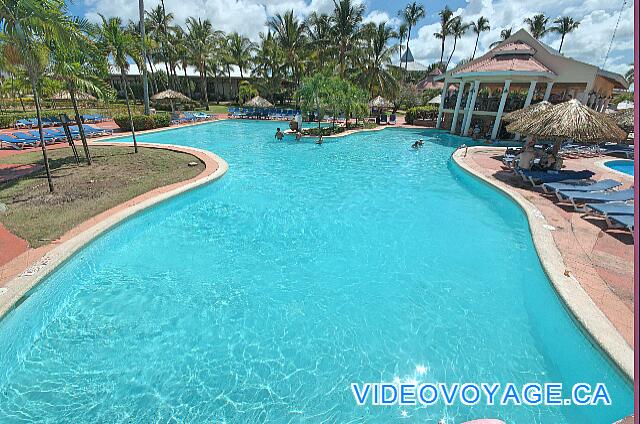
xmin=0 ymin=121 xmax=633 ymax=423
xmin=604 ymin=159 xmax=634 ymax=176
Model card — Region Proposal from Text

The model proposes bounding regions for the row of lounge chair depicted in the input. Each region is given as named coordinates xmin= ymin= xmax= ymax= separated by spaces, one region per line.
xmin=514 ymin=168 xmax=634 ymax=240
xmin=378 ymin=114 xmax=397 ymax=125
xmin=15 ymin=114 xmax=108 ymax=129
xmin=228 ymin=107 xmax=301 ymax=120
xmin=0 ymin=125 xmax=113 ymax=150
xmin=171 ymin=111 xmax=214 ymax=125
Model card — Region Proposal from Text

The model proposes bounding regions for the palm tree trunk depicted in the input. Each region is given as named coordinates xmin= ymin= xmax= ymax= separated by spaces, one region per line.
xmin=121 ymin=72 xmax=138 ymax=153
xmin=69 ymin=86 xmax=91 ymax=165
xmin=446 ymin=38 xmax=458 ymax=70
xmin=184 ymin=68 xmax=192 ymax=99
xmin=405 ymin=27 xmax=411 ymax=71
xmin=147 ymin=56 xmax=158 ymax=94
xmin=203 ymin=69 xmax=209 ymax=106
xmin=472 ymin=33 xmax=480 ymax=59
xmin=28 ymin=71 xmax=54 ymax=192
xmin=440 ymin=37 xmax=446 ymax=64
xmin=164 ymin=61 xmax=171 ymax=90
xmin=559 ymin=35 xmax=565 ymax=53
xmin=398 ymin=36 xmax=403 ymax=64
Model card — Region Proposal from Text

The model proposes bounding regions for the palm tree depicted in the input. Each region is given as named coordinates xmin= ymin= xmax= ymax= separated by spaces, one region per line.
xmin=359 ymin=22 xmax=397 ymax=97
xmin=330 ymin=0 xmax=364 ymax=78
xmin=253 ymin=31 xmax=284 ymax=103
xmin=186 ymin=17 xmax=218 ymax=106
xmin=445 ymin=17 xmax=469 ymax=70
xmin=624 ymin=65 xmax=633 ymax=85
xmin=490 ymin=27 xmax=512 ymax=48
xmin=524 ymin=14 xmax=549 ymax=39
xmin=0 ymin=0 xmax=81 ymax=192
xmin=227 ymin=32 xmax=255 ymax=79
xmin=145 ymin=3 xmax=175 ymax=89
xmin=397 ymin=23 xmax=407 ymax=65
xmin=305 ymin=12 xmax=332 ymax=70
xmin=434 ymin=6 xmax=453 ymax=65
xmin=268 ymin=11 xmax=306 ymax=92
xmin=470 ymin=16 xmax=490 ymax=59
xmin=97 ymin=16 xmax=140 ymax=153
xmin=399 ymin=2 xmax=425 ymax=71
xmin=550 ymin=16 xmax=579 ymax=53
xmin=51 ymin=33 xmax=110 ymax=165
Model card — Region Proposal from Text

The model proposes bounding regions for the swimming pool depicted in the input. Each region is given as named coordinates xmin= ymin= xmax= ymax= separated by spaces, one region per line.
xmin=605 ymin=159 xmax=635 ymax=176
xmin=0 ymin=121 xmax=632 ymax=422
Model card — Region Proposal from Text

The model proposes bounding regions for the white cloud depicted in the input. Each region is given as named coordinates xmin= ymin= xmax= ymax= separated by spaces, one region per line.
xmin=81 ymin=0 xmax=633 ymax=75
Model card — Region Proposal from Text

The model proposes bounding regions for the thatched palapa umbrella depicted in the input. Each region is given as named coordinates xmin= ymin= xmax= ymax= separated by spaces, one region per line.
xmin=245 ymin=96 xmax=273 ymax=108
xmin=50 ymin=91 xmax=97 ymax=101
xmin=502 ymin=100 xmax=551 ymax=122
xmin=151 ymin=89 xmax=193 ymax=111
xmin=368 ymin=95 xmax=392 ymax=109
xmin=506 ymin=99 xmax=627 ymax=151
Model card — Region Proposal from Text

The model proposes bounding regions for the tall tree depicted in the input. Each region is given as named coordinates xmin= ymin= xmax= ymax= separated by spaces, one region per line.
xmin=330 ymin=0 xmax=364 ymax=78
xmin=0 ymin=0 xmax=81 ymax=191
xmin=434 ymin=6 xmax=453 ymax=65
xmin=550 ymin=16 xmax=579 ymax=53
xmin=253 ymin=31 xmax=284 ymax=103
xmin=399 ymin=2 xmax=425 ymax=71
xmin=524 ymin=14 xmax=549 ymax=39
xmin=227 ymin=32 xmax=255 ymax=79
xmin=470 ymin=16 xmax=490 ymax=59
xmin=305 ymin=12 xmax=332 ymax=70
xmin=138 ymin=0 xmax=150 ymax=114
xmin=97 ymin=16 xmax=140 ymax=153
xmin=359 ymin=22 xmax=397 ymax=97
xmin=186 ymin=18 xmax=218 ymax=106
xmin=490 ymin=27 xmax=512 ymax=48
xmin=397 ymin=23 xmax=407 ymax=65
xmin=268 ymin=10 xmax=306 ymax=94
xmin=51 ymin=33 xmax=110 ymax=165
xmin=445 ymin=17 xmax=470 ymax=70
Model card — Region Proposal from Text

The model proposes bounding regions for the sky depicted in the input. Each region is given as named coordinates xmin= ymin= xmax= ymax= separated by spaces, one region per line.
xmin=69 ymin=0 xmax=634 ymax=76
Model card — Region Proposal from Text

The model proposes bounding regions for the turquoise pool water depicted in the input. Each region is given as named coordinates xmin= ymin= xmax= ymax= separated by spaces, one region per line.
xmin=605 ymin=159 xmax=635 ymax=176
xmin=0 ymin=121 xmax=632 ymax=422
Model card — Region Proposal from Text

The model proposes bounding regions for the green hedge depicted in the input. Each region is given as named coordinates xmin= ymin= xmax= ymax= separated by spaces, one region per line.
xmin=113 ymin=113 xmax=171 ymax=131
xmin=405 ymin=105 xmax=439 ymax=125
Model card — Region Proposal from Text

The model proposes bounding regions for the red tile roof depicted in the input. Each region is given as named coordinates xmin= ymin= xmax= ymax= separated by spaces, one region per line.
xmin=454 ymin=54 xmax=554 ymax=75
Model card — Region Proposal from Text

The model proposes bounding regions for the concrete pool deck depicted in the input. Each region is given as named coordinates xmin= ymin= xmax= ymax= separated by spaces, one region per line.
xmin=0 ymin=142 xmax=228 ymax=321
xmin=453 ymin=146 xmax=634 ymax=380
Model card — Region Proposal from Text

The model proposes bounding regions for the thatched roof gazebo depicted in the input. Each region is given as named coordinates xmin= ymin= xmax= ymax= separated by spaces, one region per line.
xmin=151 ymin=90 xmax=193 ymax=111
xmin=245 ymin=96 xmax=273 ymax=108
xmin=368 ymin=95 xmax=392 ymax=109
xmin=49 ymin=91 xmax=97 ymax=101
xmin=506 ymin=99 xmax=627 ymax=145
xmin=502 ymin=101 xmax=551 ymax=122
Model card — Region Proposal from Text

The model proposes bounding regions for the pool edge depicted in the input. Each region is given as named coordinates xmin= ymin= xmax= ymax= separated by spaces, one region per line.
xmin=0 ymin=142 xmax=228 ymax=322
xmin=452 ymin=147 xmax=634 ymax=383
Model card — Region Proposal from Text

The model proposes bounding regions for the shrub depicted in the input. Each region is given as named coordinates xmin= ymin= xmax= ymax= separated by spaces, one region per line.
xmin=405 ymin=105 xmax=439 ymax=124
xmin=113 ymin=113 xmax=171 ymax=131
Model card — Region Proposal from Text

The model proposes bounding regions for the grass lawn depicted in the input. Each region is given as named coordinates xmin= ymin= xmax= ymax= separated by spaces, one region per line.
xmin=207 ymin=104 xmax=233 ymax=114
xmin=0 ymin=146 xmax=204 ymax=247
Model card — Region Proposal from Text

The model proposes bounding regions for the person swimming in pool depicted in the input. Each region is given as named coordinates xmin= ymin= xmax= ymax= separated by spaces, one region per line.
xmin=295 ymin=131 xmax=302 ymax=142
xmin=411 ymin=139 xmax=424 ymax=149
xmin=316 ymin=135 xmax=323 ymax=144
xmin=275 ymin=128 xmax=284 ymax=140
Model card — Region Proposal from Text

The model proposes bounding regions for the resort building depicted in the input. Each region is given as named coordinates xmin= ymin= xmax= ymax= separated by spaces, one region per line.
xmin=434 ymin=29 xmax=630 ymax=140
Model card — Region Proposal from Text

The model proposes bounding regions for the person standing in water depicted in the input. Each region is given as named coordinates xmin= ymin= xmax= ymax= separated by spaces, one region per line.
xmin=316 ymin=135 xmax=323 ymax=145
xmin=295 ymin=131 xmax=302 ymax=142
xmin=275 ymin=128 xmax=284 ymax=140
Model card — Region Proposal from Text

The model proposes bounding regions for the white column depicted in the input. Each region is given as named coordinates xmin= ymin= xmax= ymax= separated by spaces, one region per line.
xmin=491 ymin=80 xmax=512 ymax=140
xmin=462 ymin=80 xmax=480 ymax=136
xmin=543 ymin=82 xmax=554 ymax=101
xmin=458 ymin=86 xmax=473 ymax=134
xmin=514 ymin=80 xmax=537 ymax=141
xmin=436 ymin=79 xmax=449 ymax=129
xmin=450 ymin=81 xmax=466 ymax=132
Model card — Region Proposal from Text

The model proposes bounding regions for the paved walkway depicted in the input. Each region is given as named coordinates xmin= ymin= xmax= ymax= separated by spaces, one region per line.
xmin=458 ymin=147 xmax=634 ymax=346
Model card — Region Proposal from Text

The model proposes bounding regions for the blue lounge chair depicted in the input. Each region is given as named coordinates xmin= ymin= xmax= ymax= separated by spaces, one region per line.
xmin=15 ymin=119 xmax=34 ymax=129
xmin=27 ymin=130 xmax=62 ymax=143
xmin=13 ymin=131 xmax=56 ymax=143
xmin=0 ymin=134 xmax=38 ymax=149
xmin=585 ymin=202 xmax=634 ymax=217
xmin=518 ymin=169 xmax=595 ymax=186
xmin=605 ymin=214 xmax=634 ymax=237
xmin=389 ymin=114 xmax=397 ymax=125
xmin=599 ymin=144 xmax=634 ymax=159
xmin=557 ymin=188 xmax=634 ymax=211
xmin=82 ymin=125 xmax=112 ymax=136
xmin=379 ymin=114 xmax=388 ymax=125
xmin=542 ymin=178 xmax=621 ymax=196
